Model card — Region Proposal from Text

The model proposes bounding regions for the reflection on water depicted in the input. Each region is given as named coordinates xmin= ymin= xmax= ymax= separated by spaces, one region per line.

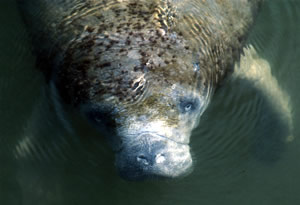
xmin=0 ymin=0 xmax=300 ymax=204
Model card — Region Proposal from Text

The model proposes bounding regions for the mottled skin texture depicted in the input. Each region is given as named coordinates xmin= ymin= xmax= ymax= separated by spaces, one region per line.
xmin=18 ymin=0 xmax=263 ymax=180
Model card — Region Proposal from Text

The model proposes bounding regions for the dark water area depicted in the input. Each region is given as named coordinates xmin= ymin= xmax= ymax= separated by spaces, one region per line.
xmin=1 ymin=0 xmax=300 ymax=205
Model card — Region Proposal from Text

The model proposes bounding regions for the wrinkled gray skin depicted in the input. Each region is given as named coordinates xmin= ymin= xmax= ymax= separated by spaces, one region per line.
xmin=18 ymin=0 xmax=262 ymax=180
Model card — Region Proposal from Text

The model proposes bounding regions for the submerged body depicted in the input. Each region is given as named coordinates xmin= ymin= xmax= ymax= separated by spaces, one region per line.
xmin=18 ymin=0 xmax=262 ymax=180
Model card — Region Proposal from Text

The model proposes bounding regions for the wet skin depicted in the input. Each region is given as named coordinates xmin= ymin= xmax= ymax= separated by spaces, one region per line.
xmin=18 ymin=0 xmax=262 ymax=180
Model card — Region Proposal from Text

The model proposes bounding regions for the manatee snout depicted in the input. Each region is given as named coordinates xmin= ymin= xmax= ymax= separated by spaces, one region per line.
xmin=115 ymin=133 xmax=192 ymax=181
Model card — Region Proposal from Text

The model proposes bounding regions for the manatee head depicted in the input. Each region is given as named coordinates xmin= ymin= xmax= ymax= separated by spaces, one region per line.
xmin=81 ymin=75 xmax=212 ymax=180
xmin=56 ymin=25 xmax=214 ymax=180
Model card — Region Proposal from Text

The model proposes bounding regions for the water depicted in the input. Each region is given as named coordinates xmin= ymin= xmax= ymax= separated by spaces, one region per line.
xmin=1 ymin=0 xmax=300 ymax=204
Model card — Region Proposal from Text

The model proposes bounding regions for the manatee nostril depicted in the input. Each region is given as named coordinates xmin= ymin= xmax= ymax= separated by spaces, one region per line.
xmin=155 ymin=153 xmax=166 ymax=164
xmin=137 ymin=155 xmax=150 ymax=166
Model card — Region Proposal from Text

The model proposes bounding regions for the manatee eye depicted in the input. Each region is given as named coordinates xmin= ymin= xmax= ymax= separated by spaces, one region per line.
xmin=184 ymin=103 xmax=192 ymax=112
xmin=179 ymin=98 xmax=199 ymax=114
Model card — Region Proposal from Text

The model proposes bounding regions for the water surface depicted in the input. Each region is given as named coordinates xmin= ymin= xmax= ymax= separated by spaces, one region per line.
xmin=0 ymin=0 xmax=300 ymax=204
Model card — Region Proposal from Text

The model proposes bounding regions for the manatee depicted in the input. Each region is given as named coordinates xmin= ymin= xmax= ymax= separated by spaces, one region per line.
xmin=17 ymin=0 xmax=271 ymax=180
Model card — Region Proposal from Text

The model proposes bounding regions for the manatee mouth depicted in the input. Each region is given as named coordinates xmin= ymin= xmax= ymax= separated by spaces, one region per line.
xmin=115 ymin=133 xmax=193 ymax=181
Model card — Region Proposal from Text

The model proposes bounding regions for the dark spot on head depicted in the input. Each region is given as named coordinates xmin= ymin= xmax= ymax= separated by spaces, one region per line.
xmin=85 ymin=38 xmax=95 ymax=49
xmin=106 ymin=44 xmax=112 ymax=51
xmin=98 ymin=62 xmax=112 ymax=68
xmin=120 ymin=48 xmax=126 ymax=52
xmin=126 ymin=39 xmax=131 ymax=45
xmin=138 ymin=33 xmax=145 ymax=40
xmin=140 ymin=51 xmax=147 ymax=57
xmin=129 ymin=2 xmax=138 ymax=7
xmin=86 ymin=26 xmax=95 ymax=33
xmin=134 ymin=66 xmax=142 ymax=72
xmin=111 ymin=40 xmax=119 ymax=45
xmin=98 ymin=26 xmax=104 ymax=33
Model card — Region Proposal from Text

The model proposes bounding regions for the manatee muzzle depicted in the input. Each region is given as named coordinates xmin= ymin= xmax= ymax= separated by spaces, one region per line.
xmin=115 ymin=133 xmax=193 ymax=180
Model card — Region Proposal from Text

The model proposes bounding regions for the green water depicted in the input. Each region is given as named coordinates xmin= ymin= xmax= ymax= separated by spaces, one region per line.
xmin=1 ymin=0 xmax=300 ymax=205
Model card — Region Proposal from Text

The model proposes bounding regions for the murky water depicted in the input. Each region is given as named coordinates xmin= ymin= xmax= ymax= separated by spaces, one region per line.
xmin=1 ymin=0 xmax=300 ymax=204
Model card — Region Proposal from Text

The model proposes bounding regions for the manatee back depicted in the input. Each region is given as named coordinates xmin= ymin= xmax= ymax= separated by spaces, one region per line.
xmin=17 ymin=0 xmax=263 ymax=90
